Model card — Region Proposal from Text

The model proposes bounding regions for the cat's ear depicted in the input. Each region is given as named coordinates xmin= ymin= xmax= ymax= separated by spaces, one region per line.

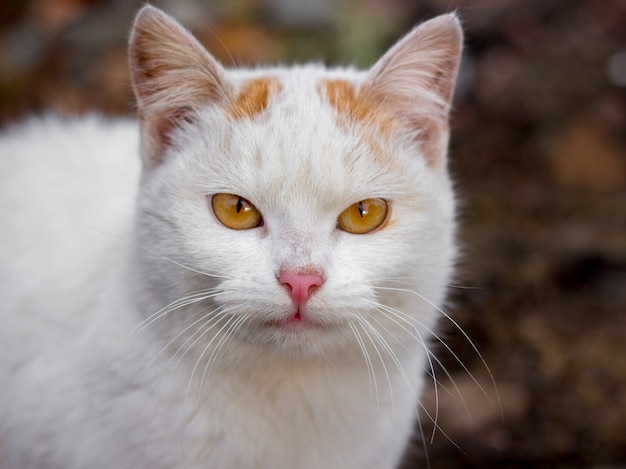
xmin=362 ymin=14 xmax=463 ymax=167
xmin=129 ymin=5 xmax=231 ymax=167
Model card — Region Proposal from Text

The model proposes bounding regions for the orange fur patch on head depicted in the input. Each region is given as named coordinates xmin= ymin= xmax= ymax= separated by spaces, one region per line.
xmin=319 ymin=79 xmax=397 ymax=163
xmin=323 ymin=80 xmax=366 ymax=121
xmin=228 ymin=77 xmax=282 ymax=120
xmin=321 ymin=79 xmax=451 ymax=167
xmin=320 ymin=79 xmax=396 ymax=136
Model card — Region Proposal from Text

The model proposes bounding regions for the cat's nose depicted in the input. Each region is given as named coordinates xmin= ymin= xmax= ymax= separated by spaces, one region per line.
xmin=279 ymin=271 xmax=324 ymax=307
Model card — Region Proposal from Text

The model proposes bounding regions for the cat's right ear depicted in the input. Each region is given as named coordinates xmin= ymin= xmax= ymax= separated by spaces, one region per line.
xmin=361 ymin=14 xmax=463 ymax=169
xmin=129 ymin=5 xmax=231 ymax=168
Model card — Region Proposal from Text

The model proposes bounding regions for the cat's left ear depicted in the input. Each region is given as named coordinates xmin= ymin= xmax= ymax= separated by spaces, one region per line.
xmin=362 ymin=14 xmax=463 ymax=167
xmin=129 ymin=5 xmax=232 ymax=168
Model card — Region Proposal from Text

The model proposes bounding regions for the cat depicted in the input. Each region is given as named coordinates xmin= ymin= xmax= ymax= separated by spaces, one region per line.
xmin=0 ymin=5 xmax=462 ymax=469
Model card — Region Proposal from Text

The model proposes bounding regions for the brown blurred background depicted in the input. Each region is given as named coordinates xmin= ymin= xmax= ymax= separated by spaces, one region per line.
xmin=1 ymin=0 xmax=625 ymax=467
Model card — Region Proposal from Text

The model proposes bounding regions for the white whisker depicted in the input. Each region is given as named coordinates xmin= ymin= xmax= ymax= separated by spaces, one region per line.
xmin=371 ymin=297 xmax=490 ymax=440
xmin=77 ymin=218 xmax=230 ymax=281
xmin=355 ymin=305 xmax=465 ymax=453
xmin=142 ymin=304 xmax=227 ymax=375
xmin=154 ymin=305 xmax=236 ymax=376
xmin=348 ymin=322 xmax=379 ymax=408
xmin=353 ymin=317 xmax=394 ymax=407
xmin=371 ymin=285 xmax=499 ymax=407
xmin=446 ymin=283 xmax=485 ymax=290
xmin=134 ymin=290 xmax=227 ymax=333
xmin=364 ymin=293 xmax=479 ymax=442
xmin=185 ymin=315 xmax=238 ymax=403
xmin=172 ymin=304 xmax=250 ymax=378
xmin=198 ymin=312 xmax=251 ymax=395
xmin=413 ymin=392 xmax=466 ymax=454
xmin=361 ymin=298 xmax=441 ymax=432
xmin=424 ymin=348 xmax=474 ymax=429
xmin=363 ymin=313 xmax=420 ymax=394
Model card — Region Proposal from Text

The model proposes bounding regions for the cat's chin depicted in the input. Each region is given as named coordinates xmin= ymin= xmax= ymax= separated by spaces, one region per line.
xmin=263 ymin=310 xmax=323 ymax=329
xmin=260 ymin=312 xmax=334 ymax=336
xmin=235 ymin=313 xmax=352 ymax=357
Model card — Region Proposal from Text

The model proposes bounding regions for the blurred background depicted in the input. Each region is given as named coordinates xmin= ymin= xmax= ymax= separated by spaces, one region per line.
xmin=0 ymin=0 xmax=624 ymax=467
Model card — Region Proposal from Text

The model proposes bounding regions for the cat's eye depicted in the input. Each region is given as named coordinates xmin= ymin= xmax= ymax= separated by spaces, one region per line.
xmin=211 ymin=194 xmax=263 ymax=230
xmin=337 ymin=198 xmax=389 ymax=234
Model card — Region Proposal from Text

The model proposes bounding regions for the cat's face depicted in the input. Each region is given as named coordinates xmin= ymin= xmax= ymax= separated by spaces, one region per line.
xmin=130 ymin=7 xmax=461 ymax=357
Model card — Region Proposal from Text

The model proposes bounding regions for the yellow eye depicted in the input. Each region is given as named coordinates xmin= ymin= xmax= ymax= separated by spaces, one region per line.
xmin=337 ymin=198 xmax=389 ymax=234
xmin=211 ymin=194 xmax=263 ymax=230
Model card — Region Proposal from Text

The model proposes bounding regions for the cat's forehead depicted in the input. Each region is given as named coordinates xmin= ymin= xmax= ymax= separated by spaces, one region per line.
xmin=228 ymin=65 xmax=365 ymax=93
xmin=222 ymin=66 xmax=403 ymax=165
xmin=225 ymin=66 xmax=382 ymax=127
xmin=216 ymin=67 xmax=404 ymax=209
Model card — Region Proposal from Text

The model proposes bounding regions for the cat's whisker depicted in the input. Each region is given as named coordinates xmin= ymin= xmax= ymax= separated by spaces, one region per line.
xmin=360 ymin=300 xmax=436 ymax=382
xmin=198 ymin=312 xmax=251 ymax=396
xmin=137 ymin=239 xmax=233 ymax=281
xmin=183 ymin=305 xmax=252 ymax=404
xmin=364 ymin=312 xmax=428 ymax=395
xmin=348 ymin=322 xmax=379 ymax=408
xmin=365 ymin=309 xmax=451 ymax=394
xmin=353 ymin=306 xmax=464 ymax=453
xmin=353 ymin=314 xmax=419 ymax=409
xmin=370 ymin=298 xmax=482 ymax=441
xmin=412 ymin=390 xmax=466 ymax=455
xmin=368 ymin=295 xmax=487 ymax=433
xmin=366 ymin=309 xmax=468 ymax=453
xmin=167 ymin=304 xmax=253 ymax=379
xmin=142 ymin=309 xmax=236 ymax=444
xmin=413 ymin=410 xmax=431 ymax=469
xmin=424 ymin=347 xmax=474 ymax=430
xmin=446 ymin=283 xmax=485 ymax=290
xmin=134 ymin=290 xmax=227 ymax=333
xmin=383 ymin=276 xmax=484 ymax=291
xmin=185 ymin=314 xmax=239 ymax=403
xmin=175 ymin=303 xmax=250 ymax=465
xmin=77 ymin=217 xmax=232 ymax=284
xmin=353 ymin=317 xmax=395 ymax=408
xmin=145 ymin=303 xmax=232 ymax=377
xmin=371 ymin=286 xmax=499 ymax=404
xmin=143 ymin=306 xmax=219 ymax=376
xmin=365 ymin=320 xmax=411 ymax=382
xmin=425 ymin=395 xmax=467 ymax=452
xmin=134 ymin=290 xmax=215 ymax=333
xmin=364 ymin=300 xmax=442 ymax=435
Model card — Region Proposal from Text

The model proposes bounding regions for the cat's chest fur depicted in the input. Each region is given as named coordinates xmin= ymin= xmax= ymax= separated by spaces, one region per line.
xmin=134 ymin=350 xmax=419 ymax=468
xmin=0 ymin=5 xmax=463 ymax=469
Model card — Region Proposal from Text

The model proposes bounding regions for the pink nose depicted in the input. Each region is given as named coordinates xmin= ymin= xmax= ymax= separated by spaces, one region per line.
xmin=279 ymin=272 xmax=324 ymax=307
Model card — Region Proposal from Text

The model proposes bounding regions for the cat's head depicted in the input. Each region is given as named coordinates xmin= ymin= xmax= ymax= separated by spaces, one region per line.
xmin=129 ymin=6 xmax=462 ymax=358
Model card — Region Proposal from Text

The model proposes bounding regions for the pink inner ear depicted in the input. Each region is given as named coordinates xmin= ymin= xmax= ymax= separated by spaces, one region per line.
xmin=143 ymin=108 xmax=194 ymax=165
xmin=360 ymin=14 xmax=463 ymax=165
xmin=155 ymin=109 xmax=189 ymax=146
xmin=129 ymin=6 xmax=232 ymax=168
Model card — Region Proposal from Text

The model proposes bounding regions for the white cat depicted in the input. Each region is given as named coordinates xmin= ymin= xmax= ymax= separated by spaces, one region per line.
xmin=0 ymin=5 xmax=462 ymax=469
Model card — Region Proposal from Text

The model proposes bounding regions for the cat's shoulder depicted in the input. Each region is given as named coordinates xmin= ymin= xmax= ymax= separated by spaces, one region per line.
xmin=0 ymin=114 xmax=138 ymax=164
xmin=0 ymin=114 xmax=140 ymax=198
xmin=0 ymin=114 xmax=140 ymax=264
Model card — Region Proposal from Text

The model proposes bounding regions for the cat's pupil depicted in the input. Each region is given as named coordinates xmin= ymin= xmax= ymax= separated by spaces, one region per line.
xmin=358 ymin=201 xmax=365 ymax=217
xmin=236 ymin=197 xmax=243 ymax=214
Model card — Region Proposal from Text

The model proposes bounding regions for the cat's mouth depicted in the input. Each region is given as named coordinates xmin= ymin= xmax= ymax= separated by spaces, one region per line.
xmin=262 ymin=311 xmax=327 ymax=331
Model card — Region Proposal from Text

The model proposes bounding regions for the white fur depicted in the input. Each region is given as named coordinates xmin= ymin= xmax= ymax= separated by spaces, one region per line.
xmin=0 ymin=7 xmax=461 ymax=469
